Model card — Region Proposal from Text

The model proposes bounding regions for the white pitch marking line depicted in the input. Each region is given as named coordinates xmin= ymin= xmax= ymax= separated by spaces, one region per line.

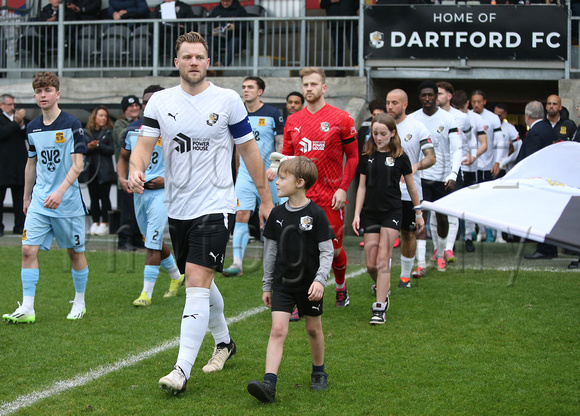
xmin=0 ymin=268 xmax=368 ymax=416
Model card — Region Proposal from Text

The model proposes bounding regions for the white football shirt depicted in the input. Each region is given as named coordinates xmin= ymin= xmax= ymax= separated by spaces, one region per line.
xmin=410 ymin=108 xmax=461 ymax=182
xmin=141 ymin=83 xmax=254 ymax=220
xmin=463 ymin=111 xmax=486 ymax=174
xmin=474 ymin=108 xmax=501 ymax=171
xmin=397 ymin=116 xmax=433 ymax=201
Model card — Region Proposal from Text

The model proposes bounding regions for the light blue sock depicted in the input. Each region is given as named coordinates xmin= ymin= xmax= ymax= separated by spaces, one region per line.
xmin=160 ymin=255 xmax=176 ymax=271
xmin=71 ymin=266 xmax=89 ymax=294
xmin=144 ymin=265 xmax=160 ymax=283
xmin=160 ymin=255 xmax=181 ymax=280
xmin=232 ymin=222 xmax=249 ymax=268
xmin=21 ymin=268 xmax=40 ymax=297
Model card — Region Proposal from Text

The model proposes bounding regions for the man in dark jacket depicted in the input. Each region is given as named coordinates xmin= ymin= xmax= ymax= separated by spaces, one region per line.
xmin=208 ymin=0 xmax=248 ymax=66
xmin=66 ymin=0 xmax=102 ymax=20
xmin=517 ymin=100 xmax=560 ymax=260
xmin=109 ymin=0 xmax=149 ymax=20
xmin=545 ymin=94 xmax=577 ymax=142
xmin=0 ymin=94 xmax=27 ymax=236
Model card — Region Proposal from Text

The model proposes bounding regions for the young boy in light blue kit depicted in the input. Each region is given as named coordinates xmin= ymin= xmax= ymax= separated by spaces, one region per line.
xmin=3 ymin=72 xmax=89 ymax=323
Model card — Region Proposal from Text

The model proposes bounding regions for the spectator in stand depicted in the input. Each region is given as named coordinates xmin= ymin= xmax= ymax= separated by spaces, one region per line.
xmin=320 ymin=0 xmax=359 ymax=77
xmin=65 ymin=0 xmax=102 ymax=20
xmin=545 ymin=94 xmax=577 ymax=142
xmin=152 ymin=0 xmax=196 ymax=59
xmin=0 ymin=94 xmax=27 ymax=237
xmin=82 ymin=106 xmax=116 ymax=236
xmin=113 ymin=95 xmax=144 ymax=251
xmin=208 ymin=0 xmax=248 ymax=67
xmin=37 ymin=0 xmax=77 ymax=65
xmin=285 ymin=91 xmax=304 ymax=118
xmin=109 ymin=0 xmax=150 ymax=20
xmin=39 ymin=0 xmax=76 ymax=22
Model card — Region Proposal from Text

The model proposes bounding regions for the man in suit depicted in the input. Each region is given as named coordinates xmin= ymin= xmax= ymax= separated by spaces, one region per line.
xmin=516 ymin=101 xmax=557 ymax=163
xmin=516 ymin=100 xmax=559 ymax=260
xmin=0 ymin=94 xmax=28 ymax=236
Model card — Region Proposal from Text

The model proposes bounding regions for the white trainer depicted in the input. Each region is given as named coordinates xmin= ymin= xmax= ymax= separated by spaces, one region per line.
xmin=159 ymin=366 xmax=187 ymax=394
xmin=202 ymin=340 xmax=236 ymax=373
xmin=89 ymin=223 xmax=98 ymax=235
xmin=95 ymin=223 xmax=108 ymax=236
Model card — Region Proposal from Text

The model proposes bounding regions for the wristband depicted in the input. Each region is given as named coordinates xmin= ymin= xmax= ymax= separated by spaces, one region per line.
xmin=413 ymin=205 xmax=421 ymax=210
xmin=415 ymin=212 xmax=423 ymax=217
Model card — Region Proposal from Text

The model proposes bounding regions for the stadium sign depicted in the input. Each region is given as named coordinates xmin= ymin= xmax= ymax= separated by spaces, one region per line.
xmin=364 ymin=5 xmax=567 ymax=61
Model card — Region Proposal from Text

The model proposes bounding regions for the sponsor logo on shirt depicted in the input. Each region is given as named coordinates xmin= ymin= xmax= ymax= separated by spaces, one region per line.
xmin=299 ymin=138 xmax=325 ymax=153
xmin=299 ymin=216 xmax=313 ymax=231
xmin=173 ymin=133 xmax=210 ymax=153
xmin=320 ymin=122 xmax=330 ymax=132
xmin=207 ymin=113 xmax=219 ymax=126
xmin=55 ymin=132 xmax=65 ymax=143
xmin=168 ymin=112 xmax=178 ymax=121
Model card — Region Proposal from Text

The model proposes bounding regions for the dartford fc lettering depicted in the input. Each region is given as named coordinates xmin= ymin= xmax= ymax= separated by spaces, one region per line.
xmin=390 ymin=31 xmax=560 ymax=49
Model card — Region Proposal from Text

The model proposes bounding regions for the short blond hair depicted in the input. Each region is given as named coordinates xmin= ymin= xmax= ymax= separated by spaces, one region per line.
xmin=299 ymin=67 xmax=326 ymax=84
xmin=278 ymin=156 xmax=318 ymax=190
xmin=175 ymin=31 xmax=209 ymax=57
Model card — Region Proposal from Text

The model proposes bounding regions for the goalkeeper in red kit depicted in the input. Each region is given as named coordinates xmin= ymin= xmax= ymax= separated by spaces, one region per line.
xmin=282 ymin=67 xmax=358 ymax=308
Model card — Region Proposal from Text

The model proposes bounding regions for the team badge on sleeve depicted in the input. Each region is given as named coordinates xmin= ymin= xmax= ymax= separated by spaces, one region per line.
xmin=299 ymin=216 xmax=313 ymax=231
xmin=320 ymin=122 xmax=330 ymax=132
xmin=207 ymin=113 xmax=219 ymax=126
xmin=55 ymin=132 xmax=65 ymax=143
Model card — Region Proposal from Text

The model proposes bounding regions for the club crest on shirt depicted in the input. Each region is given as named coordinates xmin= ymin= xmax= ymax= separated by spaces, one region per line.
xmin=299 ymin=216 xmax=313 ymax=231
xmin=560 ymin=126 xmax=567 ymax=135
xmin=258 ymin=118 xmax=266 ymax=126
xmin=55 ymin=132 xmax=65 ymax=143
xmin=156 ymin=138 xmax=162 ymax=146
xmin=22 ymin=229 xmax=26 ymax=241
xmin=207 ymin=113 xmax=219 ymax=126
xmin=404 ymin=133 xmax=413 ymax=142
xmin=320 ymin=122 xmax=330 ymax=132
xmin=437 ymin=125 xmax=444 ymax=134
xmin=385 ymin=157 xmax=395 ymax=167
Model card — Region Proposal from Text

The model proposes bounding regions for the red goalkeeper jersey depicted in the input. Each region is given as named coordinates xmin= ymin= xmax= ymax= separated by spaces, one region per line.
xmin=283 ymin=104 xmax=358 ymax=207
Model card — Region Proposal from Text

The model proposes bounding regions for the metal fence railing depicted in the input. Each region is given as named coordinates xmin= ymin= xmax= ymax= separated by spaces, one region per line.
xmin=0 ymin=12 xmax=363 ymax=78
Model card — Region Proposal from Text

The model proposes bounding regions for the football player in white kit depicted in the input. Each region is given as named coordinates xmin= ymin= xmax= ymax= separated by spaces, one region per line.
xmin=386 ymin=89 xmax=435 ymax=284
xmin=129 ymin=32 xmax=273 ymax=394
